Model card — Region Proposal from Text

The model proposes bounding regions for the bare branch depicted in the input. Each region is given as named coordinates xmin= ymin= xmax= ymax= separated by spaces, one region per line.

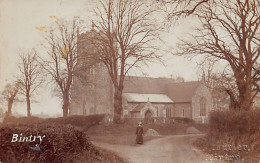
xmin=39 ymin=17 xmax=81 ymax=117
xmin=176 ymin=0 xmax=260 ymax=110
xmin=82 ymin=0 xmax=160 ymax=122
xmin=17 ymin=49 xmax=43 ymax=116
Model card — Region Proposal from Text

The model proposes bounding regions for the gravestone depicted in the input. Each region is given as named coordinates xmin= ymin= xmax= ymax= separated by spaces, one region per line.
xmin=144 ymin=129 xmax=160 ymax=136
xmin=186 ymin=127 xmax=202 ymax=134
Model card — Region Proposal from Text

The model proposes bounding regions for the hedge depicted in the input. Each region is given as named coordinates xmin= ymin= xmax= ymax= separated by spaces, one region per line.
xmin=3 ymin=114 xmax=105 ymax=131
xmin=0 ymin=124 xmax=99 ymax=162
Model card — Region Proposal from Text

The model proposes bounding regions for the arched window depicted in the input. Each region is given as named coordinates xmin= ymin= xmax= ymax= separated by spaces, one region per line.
xmin=200 ymin=97 xmax=206 ymax=116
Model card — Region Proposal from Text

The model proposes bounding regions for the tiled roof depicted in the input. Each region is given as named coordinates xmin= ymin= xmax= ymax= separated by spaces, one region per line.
xmin=131 ymin=103 xmax=146 ymax=112
xmin=166 ymin=81 xmax=201 ymax=103
xmin=123 ymin=93 xmax=174 ymax=103
xmin=123 ymin=76 xmax=201 ymax=103
xmin=123 ymin=76 xmax=174 ymax=94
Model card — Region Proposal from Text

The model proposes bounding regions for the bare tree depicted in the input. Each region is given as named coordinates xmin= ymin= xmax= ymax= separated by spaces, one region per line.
xmin=1 ymin=81 xmax=20 ymax=116
xmin=156 ymin=0 xmax=210 ymax=20
xmin=18 ymin=49 xmax=42 ymax=117
xmin=39 ymin=18 xmax=80 ymax=117
xmin=252 ymin=62 xmax=260 ymax=93
xmin=198 ymin=62 xmax=236 ymax=110
xmin=175 ymin=0 xmax=260 ymax=111
xmin=88 ymin=0 xmax=160 ymax=123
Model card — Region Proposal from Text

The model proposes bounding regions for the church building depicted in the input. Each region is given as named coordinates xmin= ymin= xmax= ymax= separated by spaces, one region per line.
xmin=70 ymin=29 xmax=213 ymax=123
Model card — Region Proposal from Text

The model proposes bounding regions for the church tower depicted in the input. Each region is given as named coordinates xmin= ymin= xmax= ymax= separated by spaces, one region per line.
xmin=70 ymin=26 xmax=114 ymax=116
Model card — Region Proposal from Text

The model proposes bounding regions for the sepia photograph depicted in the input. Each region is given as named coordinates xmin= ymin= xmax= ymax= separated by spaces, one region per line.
xmin=0 ymin=0 xmax=259 ymax=162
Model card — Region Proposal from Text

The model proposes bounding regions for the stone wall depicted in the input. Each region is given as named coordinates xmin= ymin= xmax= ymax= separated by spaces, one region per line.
xmin=71 ymin=62 xmax=114 ymax=116
xmin=172 ymin=103 xmax=192 ymax=118
xmin=70 ymin=31 xmax=114 ymax=116
xmin=191 ymin=83 xmax=213 ymax=123
xmin=92 ymin=63 xmax=114 ymax=115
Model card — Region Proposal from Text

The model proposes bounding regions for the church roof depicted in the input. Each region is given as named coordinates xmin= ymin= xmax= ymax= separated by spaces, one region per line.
xmin=123 ymin=76 xmax=201 ymax=103
xmin=131 ymin=103 xmax=146 ymax=112
xmin=123 ymin=76 xmax=174 ymax=94
xmin=166 ymin=81 xmax=201 ymax=103
xmin=123 ymin=93 xmax=174 ymax=103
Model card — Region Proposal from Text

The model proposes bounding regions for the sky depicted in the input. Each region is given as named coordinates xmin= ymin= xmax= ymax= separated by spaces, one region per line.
xmin=0 ymin=0 xmax=200 ymax=116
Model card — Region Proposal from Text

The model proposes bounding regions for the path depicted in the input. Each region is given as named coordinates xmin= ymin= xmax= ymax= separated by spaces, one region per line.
xmin=94 ymin=134 xmax=212 ymax=163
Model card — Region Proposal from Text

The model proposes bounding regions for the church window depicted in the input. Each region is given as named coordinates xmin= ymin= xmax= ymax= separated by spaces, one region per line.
xmin=182 ymin=109 xmax=185 ymax=117
xmin=163 ymin=109 xmax=166 ymax=117
xmin=89 ymin=66 xmax=92 ymax=75
xmin=166 ymin=107 xmax=171 ymax=118
xmin=83 ymin=108 xmax=86 ymax=115
xmin=200 ymin=97 xmax=206 ymax=116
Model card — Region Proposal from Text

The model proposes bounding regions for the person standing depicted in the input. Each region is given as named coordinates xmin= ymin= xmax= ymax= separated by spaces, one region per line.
xmin=136 ymin=122 xmax=143 ymax=144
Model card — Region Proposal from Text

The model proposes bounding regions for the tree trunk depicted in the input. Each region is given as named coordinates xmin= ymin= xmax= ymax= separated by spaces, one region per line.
xmin=226 ymin=90 xmax=239 ymax=110
xmin=62 ymin=92 xmax=70 ymax=117
xmin=26 ymin=94 xmax=31 ymax=117
xmin=232 ymin=69 xmax=253 ymax=111
xmin=113 ymin=87 xmax=123 ymax=123
xmin=238 ymin=84 xmax=253 ymax=111
xmin=7 ymin=99 xmax=13 ymax=116
xmin=235 ymin=73 xmax=253 ymax=111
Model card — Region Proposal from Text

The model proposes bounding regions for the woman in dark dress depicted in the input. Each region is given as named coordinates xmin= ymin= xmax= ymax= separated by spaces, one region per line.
xmin=136 ymin=122 xmax=143 ymax=144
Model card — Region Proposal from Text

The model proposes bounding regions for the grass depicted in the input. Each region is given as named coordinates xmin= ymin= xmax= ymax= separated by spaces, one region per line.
xmin=86 ymin=122 xmax=208 ymax=145
xmin=1 ymin=115 xmax=209 ymax=162
xmin=87 ymin=123 xmax=158 ymax=145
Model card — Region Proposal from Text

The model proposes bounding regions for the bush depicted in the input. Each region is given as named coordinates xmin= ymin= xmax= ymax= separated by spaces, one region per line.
xmin=47 ymin=114 xmax=105 ymax=131
xmin=173 ymin=117 xmax=195 ymax=124
xmin=3 ymin=114 xmax=106 ymax=131
xmin=0 ymin=124 xmax=99 ymax=162
xmin=123 ymin=117 xmax=194 ymax=125
xmin=209 ymin=109 xmax=260 ymax=138
xmin=3 ymin=116 xmax=45 ymax=125
xmin=124 ymin=118 xmax=143 ymax=125
xmin=204 ymin=109 xmax=260 ymax=160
